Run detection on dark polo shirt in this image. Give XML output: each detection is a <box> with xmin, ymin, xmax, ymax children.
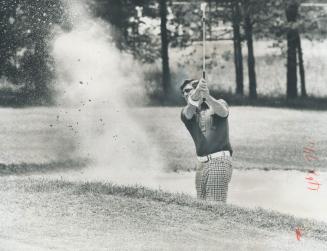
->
<box><xmin>181</xmin><ymin>105</ymin><xmax>232</xmax><ymax>157</ymax></box>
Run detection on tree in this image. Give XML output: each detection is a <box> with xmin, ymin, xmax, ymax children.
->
<box><xmin>261</xmin><ymin>0</ymin><xmax>308</xmax><ymax>99</ymax></box>
<box><xmin>297</xmin><ymin>30</ymin><xmax>306</xmax><ymax>97</ymax></box>
<box><xmin>243</xmin><ymin>0</ymin><xmax>257</xmax><ymax>99</ymax></box>
<box><xmin>91</xmin><ymin>0</ymin><xmax>321</xmax><ymax>102</ymax></box>
<box><xmin>159</xmin><ymin>0</ymin><xmax>172</xmax><ymax>100</ymax></box>
<box><xmin>231</xmin><ymin>1</ymin><xmax>244</xmax><ymax>96</ymax></box>
<box><xmin>0</xmin><ymin>0</ymin><xmax>66</xmax><ymax>104</ymax></box>
<box><xmin>240</xmin><ymin>0</ymin><xmax>308</xmax><ymax>99</ymax></box>
<box><xmin>286</xmin><ymin>1</ymin><xmax>300</xmax><ymax>99</ymax></box>
<box><xmin>239</xmin><ymin>0</ymin><xmax>280</xmax><ymax>100</ymax></box>
<box><xmin>0</xmin><ymin>0</ymin><xmax>19</xmax><ymax>83</ymax></box>
<box><xmin>91</xmin><ymin>0</ymin><xmax>133</xmax><ymax>49</ymax></box>
<box><xmin>284</xmin><ymin>0</ymin><xmax>327</xmax><ymax>98</ymax></box>
<box><xmin>91</xmin><ymin>0</ymin><xmax>173</xmax><ymax>101</ymax></box>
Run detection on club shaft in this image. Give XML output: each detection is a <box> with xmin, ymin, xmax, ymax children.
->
<box><xmin>203</xmin><ymin>16</ymin><xmax>206</xmax><ymax>79</ymax></box>
<box><xmin>201</xmin><ymin>3</ymin><xmax>207</xmax><ymax>103</ymax></box>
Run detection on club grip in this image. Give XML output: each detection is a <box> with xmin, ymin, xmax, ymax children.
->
<box><xmin>202</xmin><ymin>72</ymin><xmax>206</xmax><ymax>102</ymax></box>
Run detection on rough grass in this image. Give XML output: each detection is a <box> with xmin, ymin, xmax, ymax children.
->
<box><xmin>1</xmin><ymin>177</ymin><xmax>327</xmax><ymax>251</ymax></box>
<box><xmin>6</xmin><ymin>178</ymin><xmax>327</xmax><ymax>242</ymax></box>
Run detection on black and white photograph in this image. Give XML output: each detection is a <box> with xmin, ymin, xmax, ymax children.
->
<box><xmin>0</xmin><ymin>0</ymin><xmax>327</xmax><ymax>250</ymax></box>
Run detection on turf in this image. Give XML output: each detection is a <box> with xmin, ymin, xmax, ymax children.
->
<box><xmin>0</xmin><ymin>159</ymin><xmax>89</xmax><ymax>176</ymax></box>
<box><xmin>19</xmin><ymin>178</ymin><xmax>327</xmax><ymax>240</ymax></box>
<box><xmin>1</xmin><ymin>178</ymin><xmax>326</xmax><ymax>250</ymax></box>
<box><xmin>0</xmin><ymin>107</ymin><xmax>326</xmax><ymax>250</ymax></box>
<box><xmin>133</xmin><ymin>106</ymin><xmax>327</xmax><ymax>172</ymax></box>
<box><xmin>0</xmin><ymin>106</ymin><xmax>325</xmax><ymax>175</ymax></box>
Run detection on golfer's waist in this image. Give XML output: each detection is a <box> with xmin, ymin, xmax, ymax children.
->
<box><xmin>197</xmin><ymin>151</ymin><xmax>230</xmax><ymax>163</ymax></box>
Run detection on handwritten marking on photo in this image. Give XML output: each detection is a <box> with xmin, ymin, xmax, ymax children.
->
<box><xmin>295</xmin><ymin>227</ymin><xmax>302</xmax><ymax>241</ymax></box>
<box><xmin>303</xmin><ymin>140</ymin><xmax>321</xmax><ymax>191</ymax></box>
<box><xmin>303</xmin><ymin>141</ymin><xmax>319</xmax><ymax>161</ymax></box>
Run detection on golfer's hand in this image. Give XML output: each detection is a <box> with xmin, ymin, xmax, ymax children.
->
<box><xmin>188</xmin><ymin>79</ymin><xmax>209</xmax><ymax>105</ymax></box>
<box><xmin>198</xmin><ymin>78</ymin><xmax>209</xmax><ymax>99</ymax></box>
<box><xmin>187</xmin><ymin>89</ymin><xmax>200</xmax><ymax>107</ymax></box>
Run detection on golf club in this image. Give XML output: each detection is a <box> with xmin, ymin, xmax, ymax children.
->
<box><xmin>201</xmin><ymin>2</ymin><xmax>207</xmax><ymax>103</ymax></box>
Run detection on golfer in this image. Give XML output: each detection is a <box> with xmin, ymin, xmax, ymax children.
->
<box><xmin>180</xmin><ymin>78</ymin><xmax>233</xmax><ymax>202</ymax></box>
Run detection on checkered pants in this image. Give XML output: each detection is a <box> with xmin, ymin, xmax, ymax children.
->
<box><xmin>195</xmin><ymin>155</ymin><xmax>233</xmax><ymax>202</ymax></box>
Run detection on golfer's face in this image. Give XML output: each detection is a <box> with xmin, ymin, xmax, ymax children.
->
<box><xmin>182</xmin><ymin>84</ymin><xmax>194</xmax><ymax>100</ymax></box>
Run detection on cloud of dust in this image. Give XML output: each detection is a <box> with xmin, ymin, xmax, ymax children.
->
<box><xmin>50</xmin><ymin>0</ymin><xmax>164</xmax><ymax>184</ymax></box>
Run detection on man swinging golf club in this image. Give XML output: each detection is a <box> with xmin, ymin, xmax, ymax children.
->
<box><xmin>180</xmin><ymin>3</ymin><xmax>233</xmax><ymax>202</ymax></box>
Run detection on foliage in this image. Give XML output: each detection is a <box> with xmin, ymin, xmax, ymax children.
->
<box><xmin>0</xmin><ymin>0</ymin><xmax>67</xmax><ymax>104</ymax></box>
<box><xmin>89</xmin><ymin>0</ymin><xmax>162</xmax><ymax>63</ymax></box>
<box><xmin>1</xmin><ymin>0</ymin><xmax>327</xmax><ymax>105</ymax></box>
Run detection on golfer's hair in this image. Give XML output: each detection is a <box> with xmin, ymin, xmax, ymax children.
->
<box><xmin>180</xmin><ymin>79</ymin><xmax>199</xmax><ymax>92</ymax></box>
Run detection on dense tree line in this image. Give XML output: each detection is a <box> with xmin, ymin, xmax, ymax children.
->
<box><xmin>0</xmin><ymin>0</ymin><xmax>326</xmax><ymax>105</ymax></box>
<box><xmin>90</xmin><ymin>0</ymin><xmax>327</xmax><ymax>101</ymax></box>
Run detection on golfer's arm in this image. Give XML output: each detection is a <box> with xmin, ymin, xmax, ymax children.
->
<box><xmin>206</xmin><ymin>96</ymin><xmax>229</xmax><ymax>118</ymax></box>
<box><xmin>182</xmin><ymin>103</ymin><xmax>197</xmax><ymax>120</ymax></box>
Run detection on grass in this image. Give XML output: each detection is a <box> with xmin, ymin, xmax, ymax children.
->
<box><xmin>23</xmin><ymin>178</ymin><xmax>327</xmax><ymax>237</ymax></box>
<box><xmin>2</xmin><ymin>177</ymin><xmax>327</xmax><ymax>249</ymax></box>
<box><xmin>0</xmin><ymin>106</ymin><xmax>325</xmax><ymax>175</ymax></box>
<box><xmin>133</xmin><ymin>106</ymin><xmax>327</xmax><ymax>172</ymax></box>
<box><xmin>0</xmin><ymin>158</ymin><xmax>89</xmax><ymax>176</ymax></box>
<box><xmin>0</xmin><ymin>106</ymin><xmax>326</xmax><ymax>249</ymax></box>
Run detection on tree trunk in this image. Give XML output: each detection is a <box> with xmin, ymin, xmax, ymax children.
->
<box><xmin>286</xmin><ymin>2</ymin><xmax>299</xmax><ymax>99</ymax></box>
<box><xmin>232</xmin><ymin>2</ymin><xmax>244</xmax><ymax>96</ymax></box>
<box><xmin>297</xmin><ymin>33</ymin><xmax>307</xmax><ymax>97</ymax></box>
<box><xmin>0</xmin><ymin>54</ymin><xmax>3</xmax><ymax>79</ymax></box>
<box><xmin>159</xmin><ymin>0</ymin><xmax>171</xmax><ymax>101</ymax></box>
<box><xmin>33</xmin><ymin>41</ymin><xmax>50</xmax><ymax>103</ymax></box>
<box><xmin>244</xmin><ymin>3</ymin><xmax>257</xmax><ymax>100</ymax></box>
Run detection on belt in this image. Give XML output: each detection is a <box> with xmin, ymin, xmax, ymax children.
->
<box><xmin>197</xmin><ymin>151</ymin><xmax>230</xmax><ymax>163</ymax></box>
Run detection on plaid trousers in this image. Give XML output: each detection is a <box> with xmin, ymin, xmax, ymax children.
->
<box><xmin>195</xmin><ymin>155</ymin><xmax>233</xmax><ymax>202</ymax></box>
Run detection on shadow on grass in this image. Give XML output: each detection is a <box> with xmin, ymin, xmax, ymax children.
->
<box><xmin>0</xmin><ymin>158</ymin><xmax>90</xmax><ymax>176</ymax></box>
